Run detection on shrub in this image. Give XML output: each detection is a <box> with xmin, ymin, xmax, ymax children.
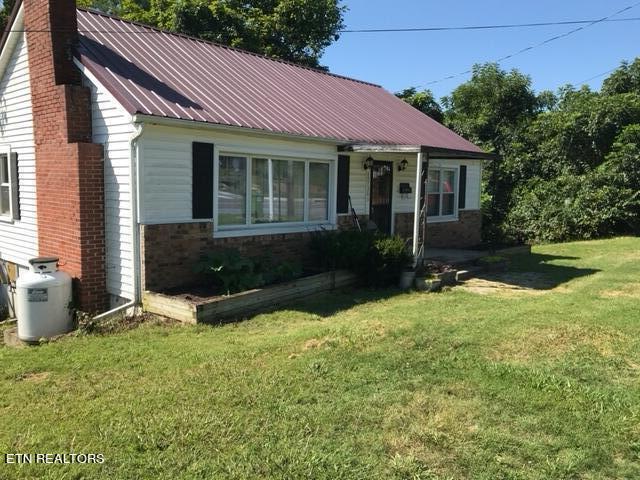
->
<box><xmin>368</xmin><ymin>236</ymin><xmax>412</xmax><ymax>286</ymax></box>
<box><xmin>505</xmin><ymin>171</ymin><xmax>640</xmax><ymax>243</ymax></box>
<box><xmin>195</xmin><ymin>250</ymin><xmax>303</xmax><ymax>295</ymax></box>
<box><xmin>310</xmin><ymin>230</ymin><xmax>411</xmax><ymax>286</ymax></box>
<box><xmin>194</xmin><ymin>249</ymin><xmax>264</xmax><ymax>294</ymax></box>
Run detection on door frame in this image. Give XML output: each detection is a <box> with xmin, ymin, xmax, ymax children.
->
<box><xmin>369</xmin><ymin>160</ymin><xmax>394</xmax><ymax>235</ymax></box>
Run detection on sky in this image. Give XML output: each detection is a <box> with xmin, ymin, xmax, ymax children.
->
<box><xmin>321</xmin><ymin>0</ymin><xmax>640</xmax><ymax>100</ymax></box>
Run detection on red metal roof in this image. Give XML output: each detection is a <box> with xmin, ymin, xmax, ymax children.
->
<box><xmin>76</xmin><ymin>8</ymin><xmax>483</xmax><ymax>153</ymax></box>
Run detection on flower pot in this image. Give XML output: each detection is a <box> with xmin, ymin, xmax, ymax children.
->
<box><xmin>399</xmin><ymin>270</ymin><xmax>416</xmax><ymax>289</ymax></box>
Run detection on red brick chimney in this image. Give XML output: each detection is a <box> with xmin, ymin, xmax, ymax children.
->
<box><xmin>24</xmin><ymin>0</ymin><xmax>107</xmax><ymax>311</ymax></box>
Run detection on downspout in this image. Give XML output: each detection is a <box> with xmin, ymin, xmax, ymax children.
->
<box><xmin>93</xmin><ymin>122</ymin><xmax>144</xmax><ymax>321</ymax></box>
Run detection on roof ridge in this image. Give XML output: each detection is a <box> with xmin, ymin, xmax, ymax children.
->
<box><xmin>76</xmin><ymin>7</ymin><xmax>382</xmax><ymax>89</ymax></box>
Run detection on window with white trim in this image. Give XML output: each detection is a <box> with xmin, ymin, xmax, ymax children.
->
<box><xmin>0</xmin><ymin>146</ymin><xmax>18</xmax><ymax>221</ymax></box>
<box><xmin>217</xmin><ymin>154</ymin><xmax>331</xmax><ymax>229</ymax></box>
<box><xmin>426</xmin><ymin>168</ymin><xmax>457</xmax><ymax>219</ymax></box>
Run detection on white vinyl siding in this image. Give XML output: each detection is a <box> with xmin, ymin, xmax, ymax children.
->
<box><xmin>0</xmin><ymin>32</ymin><xmax>38</xmax><ymax>267</ymax></box>
<box><xmin>84</xmin><ymin>75</ymin><xmax>135</xmax><ymax>300</ymax></box>
<box><xmin>138</xmin><ymin>124</ymin><xmax>338</xmax><ymax>230</ymax></box>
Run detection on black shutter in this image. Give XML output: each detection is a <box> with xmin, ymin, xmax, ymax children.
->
<box><xmin>458</xmin><ymin>165</ymin><xmax>467</xmax><ymax>210</ymax></box>
<box><xmin>336</xmin><ymin>155</ymin><xmax>350</xmax><ymax>214</ymax></box>
<box><xmin>192</xmin><ymin>142</ymin><xmax>214</xmax><ymax>219</ymax></box>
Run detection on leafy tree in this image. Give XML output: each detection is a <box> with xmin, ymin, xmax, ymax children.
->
<box><xmin>0</xmin><ymin>0</ymin><xmax>16</xmax><ymax>34</ymax></box>
<box><xmin>601</xmin><ymin>58</ymin><xmax>640</xmax><ymax>96</ymax></box>
<box><xmin>77</xmin><ymin>0</ymin><xmax>346</xmax><ymax>68</ymax></box>
<box><xmin>395</xmin><ymin>87</ymin><xmax>444</xmax><ymax>123</ymax></box>
<box><xmin>442</xmin><ymin>63</ymin><xmax>540</xmax><ymax>152</ymax></box>
<box><xmin>441</xmin><ymin>63</ymin><xmax>542</xmax><ymax>243</ymax></box>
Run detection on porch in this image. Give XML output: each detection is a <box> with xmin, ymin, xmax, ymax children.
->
<box><xmin>338</xmin><ymin>143</ymin><xmax>498</xmax><ymax>259</ymax></box>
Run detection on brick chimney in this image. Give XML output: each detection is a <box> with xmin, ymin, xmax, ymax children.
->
<box><xmin>24</xmin><ymin>0</ymin><xmax>107</xmax><ymax>311</ymax></box>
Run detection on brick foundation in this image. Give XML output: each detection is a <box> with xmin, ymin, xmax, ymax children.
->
<box><xmin>337</xmin><ymin>214</ymin><xmax>369</xmax><ymax>231</ymax></box>
<box><xmin>394</xmin><ymin>210</ymin><xmax>482</xmax><ymax>248</ymax></box>
<box><xmin>141</xmin><ymin>223</ymin><xmax>315</xmax><ymax>292</ymax></box>
<box><xmin>25</xmin><ymin>0</ymin><xmax>107</xmax><ymax>310</ymax></box>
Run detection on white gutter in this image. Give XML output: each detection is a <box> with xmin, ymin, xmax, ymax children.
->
<box><xmin>93</xmin><ymin>122</ymin><xmax>144</xmax><ymax>321</ymax></box>
<box><xmin>131</xmin><ymin>113</ymin><xmax>346</xmax><ymax>146</ymax></box>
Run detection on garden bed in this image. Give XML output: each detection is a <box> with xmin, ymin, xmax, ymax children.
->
<box><xmin>143</xmin><ymin>270</ymin><xmax>358</xmax><ymax>324</ymax></box>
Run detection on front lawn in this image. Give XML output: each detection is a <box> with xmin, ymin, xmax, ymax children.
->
<box><xmin>1</xmin><ymin>237</ymin><xmax>639</xmax><ymax>479</ymax></box>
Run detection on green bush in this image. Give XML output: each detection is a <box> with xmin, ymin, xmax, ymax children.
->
<box><xmin>310</xmin><ymin>230</ymin><xmax>411</xmax><ymax>286</ymax></box>
<box><xmin>194</xmin><ymin>249</ymin><xmax>264</xmax><ymax>294</ymax></box>
<box><xmin>505</xmin><ymin>171</ymin><xmax>640</xmax><ymax>243</ymax></box>
<box><xmin>195</xmin><ymin>249</ymin><xmax>302</xmax><ymax>295</ymax></box>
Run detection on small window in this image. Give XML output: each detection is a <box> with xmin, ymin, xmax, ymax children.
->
<box><xmin>0</xmin><ymin>147</ymin><xmax>18</xmax><ymax>221</ymax></box>
<box><xmin>426</xmin><ymin>168</ymin><xmax>457</xmax><ymax>219</ymax></box>
<box><xmin>218</xmin><ymin>155</ymin><xmax>247</xmax><ymax>225</ymax></box>
<box><xmin>309</xmin><ymin>162</ymin><xmax>330</xmax><ymax>221</ymax></box>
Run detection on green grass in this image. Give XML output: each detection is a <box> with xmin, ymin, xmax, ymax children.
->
<box><xmin>1</xmin><ymin>237</ymin><xmax>640</xmax><ymax>479</ymax></box>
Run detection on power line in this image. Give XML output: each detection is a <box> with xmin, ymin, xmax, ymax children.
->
<box><xmin>8</xmin><ymin>15</ymin><xmax>640</xmax><ymax>35</ymax></box>
<box><xmin>416</xmin><ymin>1</ymin><xmax>640</xmax><ymax>88</ymax></box>
<box><xmin>575</xmin><ymin>67</ymin><xmax>620</xmax><ymax>85</ymax></box>
<box><xmin>339</xmin><ymin>17</ymin><xmax>640</xmax><ymax>33</ymax></box>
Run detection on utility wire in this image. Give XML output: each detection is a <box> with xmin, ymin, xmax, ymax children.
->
<box><xmin>416</xmin><ymin>1</ymin><xmax>640</xmax><ymax>87</ymax></box>
<box><xmin>339</xmin><ymin>17</ymin><xmax>640</xmax><ymax>33</ymax></box>
<box><xmin>575</xmin><ymin>67</ymin><xmax>620</xmax><ymax>85</ymax></box>
<box><xmin>8</xmin><ymin>15</ymin><xmax>640</xmax><ymax>35</ymax></box>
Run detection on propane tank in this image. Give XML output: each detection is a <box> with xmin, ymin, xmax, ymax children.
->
<box><xmin>16</xmin><ymin>257</ymin><xmax>73</xmax><ymax>342</ymax></box>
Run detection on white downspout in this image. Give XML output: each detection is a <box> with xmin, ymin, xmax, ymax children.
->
<box><xmin>412</xmin><ymin>152</ymin><xmax>423</xmax><ymax>262</ymax></box>
<box><xmin>93</xmin><ymin>122</ymin><xmax>144</xmax><ymax>321</ymax></box>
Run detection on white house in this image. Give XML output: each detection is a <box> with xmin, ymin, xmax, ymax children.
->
<box><xmin>0</xmin><ymin>0</ymin><xmax>494</xmax><ymax>315</ymax></box>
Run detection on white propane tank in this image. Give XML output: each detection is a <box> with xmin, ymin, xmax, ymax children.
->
<box><xmin>16</xmin><ymin>257</ymin><xmax>73</xmax><ymax>342</ymax></box>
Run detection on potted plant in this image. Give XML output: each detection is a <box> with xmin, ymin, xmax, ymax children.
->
<box><xmin>399</xmin><ymin>266</ymin><xmax>416</xmax><ymax>289</ymax></box>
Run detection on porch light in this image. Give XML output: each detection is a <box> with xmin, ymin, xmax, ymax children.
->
<box><xmin>398</xmin><ymin>158</ymin><xmax>408</xmax><ymax>171</ymax></box>
<box><xmin>363</xmin><ymin>156</ymin><xmax>374</xmax><ymax>170</ymax></box>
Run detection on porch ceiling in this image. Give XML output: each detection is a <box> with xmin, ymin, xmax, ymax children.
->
<box><xmin>338</xmin><ymin>144</ymin><xmax>499</xmax><ymax>161</ymax></box>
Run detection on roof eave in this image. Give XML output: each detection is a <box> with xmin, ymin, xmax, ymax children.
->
<box><xmin>132</xmin><ymin>113</ymin><xmax>350</xmax><ymax>146</ymax></box>
<box><xmin>340</xmin><ymin>143</ymin><xmax>499</xmax><ymax>160</ymax></box>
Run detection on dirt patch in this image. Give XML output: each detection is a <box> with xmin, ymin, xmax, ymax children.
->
<box><xmin>600</xmin><ymin>282</ymin><xmax>640</xmax><ymax>299</ymax></box>
<box><xmin>489</xmin><ymin>325</ymin><xmax>629</xmax><ymax>362</ymax></box>
<box><xmin>384</xmin><ymin>384</ymin><xmax>480</xmax><ymax>476</ymax></box>
<box><xmin>292</xmin><ymin>322</ymin><xmax>387</xmax><ymax>357</ymax></box>
<box><xmin>16</xmin><ymin>372</ymin><xmax>50</xmax><ymax>383</ymax></box>
<box><xmin>458</xmin><ymin>272</ymin><xmax>557</xmax><ymax>296</ymax></box>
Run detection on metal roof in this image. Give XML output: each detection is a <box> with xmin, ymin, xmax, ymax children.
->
<box><xmin>76</xmin><ymin>8</ymin><xmax>485</xmax><ymax>154</ymax></box>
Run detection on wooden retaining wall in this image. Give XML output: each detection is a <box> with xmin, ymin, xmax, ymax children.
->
<box><xmin>143</xmin><ymin>270</ymin><xmax>358</xmax><ymax>324</ymax></box>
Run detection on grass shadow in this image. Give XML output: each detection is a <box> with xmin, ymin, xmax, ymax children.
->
<box><xmin>474</xmin><ymin>253</ymin><xmax>600</xmax><ymax>291</ymax></box>
<box><xmin>289</xmin><ymin>286</ymin><xmax>404</xmax><ymax>318</ymax></box>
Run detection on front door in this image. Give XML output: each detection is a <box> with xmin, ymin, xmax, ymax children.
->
<box><xmin>369</xmin><ymin>161</ymin><xmax>393</xmax><ymax>234</ymax></box>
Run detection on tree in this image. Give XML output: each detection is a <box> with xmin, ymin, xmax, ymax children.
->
<box><xmin>441</xmin><ymin>63</ymin><xmax>542</xmax><ymax>244</ymax></box>
<box><xmin>395</xmin><ymin>87</ymin><xmax>444</xmax><ymax>123</ymax></box>
<box><xmin>442</xmin><ymin>63</ymin><xmax>540</xmax><ymax>152</ymax></box>
<box><xmin>0</xmin><ymin>0</ymin><xmax>16</xmax><ymax>34</ymax></box>
<box><xmin>77</xmin><ymin>0</ymin><xmax>346</xmax><ymax>69</ymax></box>
<box><xmin>601</xmin><ymin>58</ymin><xmax>640</xmax><ymax>96</ymax></box>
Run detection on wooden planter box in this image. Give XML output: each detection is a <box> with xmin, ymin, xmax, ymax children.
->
<box><xmin>143</xmin><ymin>270</ymin><xmax>358</xmax><ymax>324</ymax></box>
